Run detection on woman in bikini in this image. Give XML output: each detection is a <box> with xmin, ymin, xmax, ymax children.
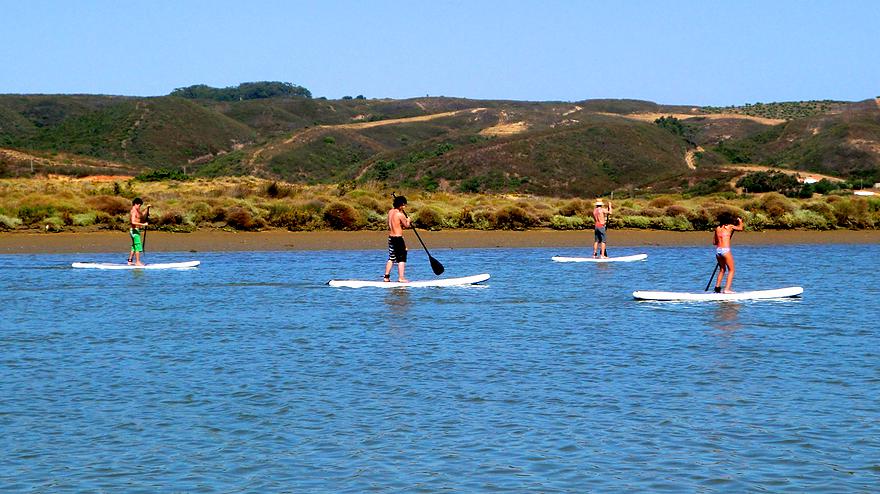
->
<box><xmin>713</xmin><ymin>212</ymin><xmax>744</xmax><ymax>293</ymax></box>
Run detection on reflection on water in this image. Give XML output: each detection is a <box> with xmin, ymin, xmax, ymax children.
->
<box><xmin>712</xmin><ymin>302</ymin><xmax>743</xmax><ymax>331</ymax></box>
<box><xmin>384</xmin><ymin>288</ymin><xmax>411</xmax><ymax>315</ymax></box>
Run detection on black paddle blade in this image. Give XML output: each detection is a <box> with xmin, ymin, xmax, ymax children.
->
<box><xmin>429</xmin><ymin>256</ymin><xmax>445</xmax><ymax>275</ymax></box>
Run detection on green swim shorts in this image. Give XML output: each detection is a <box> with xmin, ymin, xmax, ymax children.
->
<box><xmin>130</xmin><ymin>228</ymin><xmax>143</xmax><ymax>252</ymax></box>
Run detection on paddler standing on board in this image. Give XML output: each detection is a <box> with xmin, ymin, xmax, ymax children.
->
<box><xmin>712</xmin><ymin>212</ymin><xmax>744</xmax><ymax>293</ymax></box>
<box><xmin>384</xmin><ymin>195</ymin><xmax>411</xmax><ymax>282</ymax></box>
<box><xmin>592</xmin><ymin>199</ymin><xmax>612</xmax><ymax>258</ymax></box>
<box><xmin>127</xmin><ymin>198</ymin><xmax>151</xmax><ymax>266</ymax></box>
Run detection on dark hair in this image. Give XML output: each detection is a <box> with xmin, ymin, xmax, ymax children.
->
<box><xmin>716</xmin><ymin>211</ymin><xmax>736</xmax><ymax>226</ymax></box>
<box><xmin>393</xmin><ymin>196</ymin><xmax>407</xmax><ymax>208</ymax></box>
<box><xmin>132</xmin><ymin>197</ymin><xmax>143</xmax><ymax>205</ymax></box>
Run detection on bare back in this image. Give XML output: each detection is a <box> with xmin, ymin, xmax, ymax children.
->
<box><xmin>593</xmin><ymin>207</ymin><xmax>608</xmax><ymax>227</ymax></box>
<box><xmin>387</xmin><ymin>208</ymin><xmax>409</xmax><ymax>236</ymax></box>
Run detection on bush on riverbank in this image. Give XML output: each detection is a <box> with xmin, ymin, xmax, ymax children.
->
<box><xmin>0</xmin><ymin>177</ymin><xmax>878</xmax><ymax>233</ymax></box>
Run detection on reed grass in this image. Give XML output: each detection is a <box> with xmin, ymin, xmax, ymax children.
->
<box><xmin>0</xmin><ymin>177</ymin><xmax>877</xmax><ymax>233</ymax></box>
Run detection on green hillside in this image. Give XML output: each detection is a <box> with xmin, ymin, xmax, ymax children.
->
<box><xmin>0</xmin><ymin>95</ymin><xmax>255</xmax><ymax>168</ymax></box>
<box><xmin>707</xmin><ymin>106</ymin><xmax>880</xmax><ymax>182</ymax></box>
<box><xmin>701</xmin><ymin>100</ymin><xmax>849</xmax><ymax>120</ymax></box>
<box><xmin>1</xmin><ymin>86</ymin><xmax>878</xmax><ymax>194</ymax></box>
<box><xmin>358</xmin><ymin>114</ymin><xmax>690</xmax><ymax>197</ymax></box>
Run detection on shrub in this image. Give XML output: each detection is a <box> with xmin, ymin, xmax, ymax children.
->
<box><xmin>155</xmin><ymin>210</ymin><xmax>187</xmax><ymax>227</ymax></box>
<box><xmin>490</xmin><ymin>206</ymin><xmax>537</xmax><ymax>230</ymax></box>
<box><xmin>640</xmin><ymin>207</ymin><xmax>665</xmax><ymax>218</ymax></box>
<box><xmin>665</xmin><ymin>205</ymin><xmax>689</xmax><ymax>217</ymax></box>
<box><xmin>649</xmin><ymin>196</ymin><xmax>675</xmax><ymax>208</ymax></box>
<box><xmin>758</xmin><ymin>193</ymin><xmax>795</xmax><ymax>219</ymax></box>
<box><xmin>136</xmin><ymin>168</ymin><xmax>189</xmax><ymax>181</ymax></box>
<box><xmin>832</xmin><ymin>198</ymin><xmax>872</xmax><ymax>228</ymax></box>
<box><xmin>550</xmin><ymin>215</ymin><xmax>586</xmax><ymax>230</ymax></box>
<box><xmin>87</xmin><ymin>195</ymin><xmax>130</xmax><ymax>215</ymax></box>
<box><xmin>209</xmin><ymin>206</ymin><xmax>228</xmax><ymax>222</ymax></box>
<box><xmin>619</xmin><ymin>215</ymin><xmax>652</xmax><ymax>229</ymax></box>
<box><xmin>365</xmin><ymin>211</ymin><xmax>387</xmax><ymax>230</ymax></box>
<box><xmin>72</xmin><ymin>212</ymin><xmax>97</xmax><ymax>227</ymax></box>
<box><xmin>94</xmin><ymin>211</ymin><xmax>115</xmax><ymax>226</ymax></box>
<box><xmin>778</xmin><ymin>210</ymin><xmax>830</xmax><ymax>230</ymax></box>
<box><xmin>323</xmin><ymin>202</ymin><xmax>363</xmax><ymax>230</ymax></box>
<box><xmin>355</xmin><ymin>196</ymin><xmax>383</xmax><ymax>213</ymax></box>
<box><xmin>652</xmin><ymin>215</ymin><xmax>692</xmax><ymax>231</ymax></box>
<box><xmin>304</xmin><ymin>199</ymin><xmax>325</xmax><ymax>212</ymax></box>
<box><xmin>803</xmin><ymin>201</ymin><xmax>835</xmax><ymax>223</ymax></box>
<box><xmin>414</xmin><ymin>206</ymin><xmax>444</xmax><ymax>230</ymax></box>
<box><xmin>748</xmin><ymin>212</ymin><xmax>769</xmax><ymax>230</ymax></box>
<box><xmin>187</xmin><ymin>202</ymin><xmax>213</xmax><ymax>225</ymax></box>
<box><xmin>0</xmin><ymin>213</ymin><xmax>22</xmax><ymax>230</ymax></box>
<box><xmin>18</xmin><ymin>205</ymin><xmax>56</xmax><ymax>226</ymax></box>
<box><xmin>265</xmin><ymin>181</ymin><xmax>291</xmax><ymax>198</ymax></box>
<box><xmin>558</xmin><ymin>199</ymin><xmax>591</xmax><ymax>217</ymax></box>
<box><xmin>225</xmin><ymin>206</ymin><xmax>263</xmax><ymax>230</ymax></box>
<box><xmin>266</xmin><ymin>203</ymin><xmax>320</xmax><ymax>230</ymax></box>
<box><xmin>686</xmin><ymin>208</ymin><xmax>713</xmax><ymax>230</ymax></box>
<box><xmin>44</xmin><ymin>216</ymin><xmax>64</xmax><ymax>232</ymax></box>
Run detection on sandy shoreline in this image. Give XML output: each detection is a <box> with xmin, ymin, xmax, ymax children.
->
<box><xmin>1</xmin><ymin>229</ymin><xmax>878</xmax><ymax>254</ymax></box>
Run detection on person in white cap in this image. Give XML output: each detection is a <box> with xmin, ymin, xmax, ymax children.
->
<box><xmin>592</xmin><ymin>199</ymin><xmax>612</xmax><ymax>258</ymax></box>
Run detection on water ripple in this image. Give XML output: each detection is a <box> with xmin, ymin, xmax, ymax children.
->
<box><xmin>1</xmin><ymin>246</ymin><xmax>878</xmax><ymax>492</ymax></box>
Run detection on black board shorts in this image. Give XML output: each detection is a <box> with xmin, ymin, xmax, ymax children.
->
<box><xmin>388</xmin><ymin>236</ymin><xmax>407</xmax><ymax>263</ymax></box>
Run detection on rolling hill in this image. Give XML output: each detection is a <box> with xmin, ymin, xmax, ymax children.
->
<box><xmin>2</xmin><ymin>86</ymin><xmax>878</xmax><ymax>193</ymax></box>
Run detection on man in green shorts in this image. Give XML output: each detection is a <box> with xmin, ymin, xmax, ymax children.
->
<box><xmin>127</xmin><ymin>198</ymin><xmax>151</xmax><ymax>265</ymax></box>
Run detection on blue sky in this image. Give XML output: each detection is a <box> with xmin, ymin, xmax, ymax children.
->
<box><xmin>1</xmin><ymin>0</ymin><xmax>877</xmax><ymax>105</ymax></box>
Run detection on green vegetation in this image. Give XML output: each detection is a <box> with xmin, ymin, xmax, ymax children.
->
<box><xmin>1</xmin><ymin>177</ymin><xmax>876</xmax><ymax>234</ymax></box>
<box><xmin>170</xmin><ymin>81</ymin><xmax>311</xmax><ymax>101</ymax></box>
<box><xmin>654</xmin><ymin>116</ymin><xmax>695</xmax><ymax>144</ymax></box>
<box><xmin>701</xmin><ymin>100</ymin><xmax>847</xmax><ymax>120</ymax></box>
<box><xmin>1</xmin><ymin>92</ymin><xmax>877</xmax><ymax>195</ymax></box>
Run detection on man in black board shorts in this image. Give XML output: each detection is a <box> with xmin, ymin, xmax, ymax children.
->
<box><xmin>383</xmin><ymin>195</ymin><xmax>411</xmax><ymax>282</ymax></box>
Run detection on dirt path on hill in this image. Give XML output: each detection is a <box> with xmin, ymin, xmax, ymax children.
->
<box><xmin>602</xmin><ymin>112</ymin><xmax>785</xmax><ymax>126</ymax></box>
<box><xmin>248</xmin><ymin>107</ymin><xmax>489</xmax><ymax>171</ymax></box>
<box><xmin>0</xmin><ymin>148</ymin><xmax>135</xmax><ymax>173</ymax></box>
<box><xmin>685</xmin><ymin>146</ymin><xmax>704</xmax><ymax>170</ymax></box>
<box><xmin>334</xmin><ymin>108</ymin><xmax>487</xmax><ymax>130</ymax></box>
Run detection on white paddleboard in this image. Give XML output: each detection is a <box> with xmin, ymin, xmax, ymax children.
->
<box><xmin>552</xmin><ymin>254</ymin><xmax>647</xmax><ymax>263</ymax></box>
<box><xmin>328</xmin><ymin>273</ymin><xmax>490</xmax><ymax>288</ymax></box>
<box><xmin>71</xmin><ymin>261</ymin><xmax>201</xmax><ymax>270</ymax></box>
<box><xmin>633</xmin><ymin>286</ymin><xmax>803</xmax><ymax>301</ymax></box>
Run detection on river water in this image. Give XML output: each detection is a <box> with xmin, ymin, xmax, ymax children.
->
<box><xmin>1</xmin><ymin>243</ymin><xmax>878</xmax><ymax>492</ymax></box>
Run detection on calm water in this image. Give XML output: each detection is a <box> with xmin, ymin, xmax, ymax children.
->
<box><xmin>1</xmin><ymin>243</ymin><xmax>878</xmax><ymax>492</ymax></box>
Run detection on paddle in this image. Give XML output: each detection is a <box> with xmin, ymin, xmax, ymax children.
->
<box><xmin>606</xmin><ymin>191</ymin><xmax>613</xmax><ymax>257</ymax></box>
<box><xmin>142</xmin><ymin>208</ymin><xmax>150</xmax><ymax>258</ymax></box>
<box><xmin>704</xmin><ymin>262</ymin><xmax>719</xmax><ymax>292</ymax></box>
<box><xmin>393</xmin><ymin>193</ymin><xmax>444</xmax><ymax>275</ymax></box>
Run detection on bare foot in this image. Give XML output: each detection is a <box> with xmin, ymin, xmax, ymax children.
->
<box><xmin>600</xmin><ymin>255</ymin><xmax>609</xmax><ymax>259</ymax></box>
<box><xmin>135</xmin><ymin>263</ymin><xmax>145</xmax><ymax>266</ymax></box>
<box><xmin>398</xmin><ymin>278</ymin><xmax>410</xmax><ymax>283</ymax></box>
<box><xmin>723</xmin><ymin>289</ymin><xmax>736</xmax><ymax>294</ymax></box>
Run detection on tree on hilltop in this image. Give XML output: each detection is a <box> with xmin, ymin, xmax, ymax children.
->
<box><xmin>170</xmin><ymin>81</ymin><xmax>311</xmax><ymax>101</ymax></box>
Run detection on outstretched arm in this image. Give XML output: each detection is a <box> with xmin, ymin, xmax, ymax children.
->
<box><xmin>733</xmin><ymin>217</ymin><xmax>744</xmax><ymax>231</ymax></box>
